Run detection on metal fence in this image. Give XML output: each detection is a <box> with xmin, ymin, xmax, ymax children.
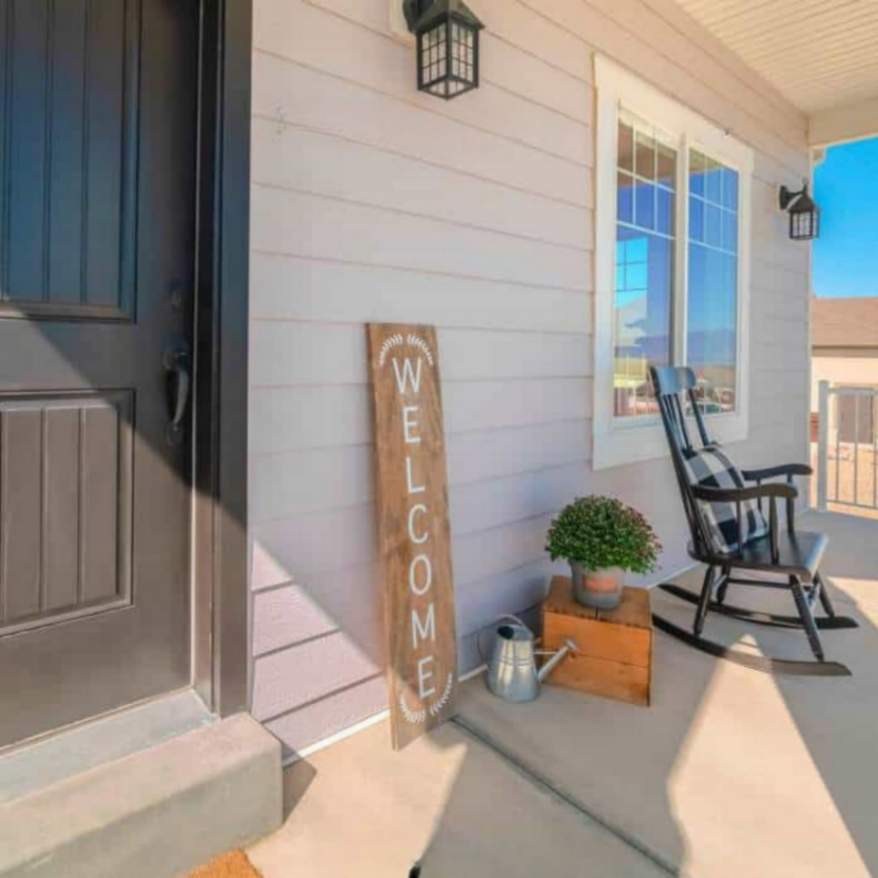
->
<box><xmin>816</xmin><ymin>381</ymin><xmax>878</xmax><ymax>512</ymax></box>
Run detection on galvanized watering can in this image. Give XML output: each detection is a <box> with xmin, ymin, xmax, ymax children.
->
<box><xmin>483</xmin><ymin>615</ymin><xmax>577</xmax><ymax>703</ymax></box>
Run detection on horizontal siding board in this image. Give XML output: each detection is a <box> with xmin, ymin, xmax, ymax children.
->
<box><xmin>477</xmin><ymin>0</ymin><xmax>594</xmax><ymax>82</ymax></box>
<box><xmin>251</xmin><ymin>120</ymin><xmax>592</xmax><ymax>247</ymax></box>
<box><xmin>251</xmin><ymin>459</ymin><xmax>591</xmax><ymax>592</ymax></box>
<box><xmin>450</xmin><ymin>461</ymin><xmax>590</xmax><ymax>537</ymax></box>
<box><xmin>250</xmin><ymin>379</ymin><xmax>593</xmax><ymax>521</ymax></box>
<box><xmin>306</xmin><ymin>0</ymin><xmax>593</xmax><ymax>121</ymax></box>
<box><xmin>252</xmin><ymin>631</ymin><xmax>381</xmax><ymax>721</ymax></box>
<box><xmin>251</xmin><ymin>447</ymin><xmax>589</xmax><ymax>526</ymax></box>
<box><xmin>252</xmin><ymin>54</ymin><xmax>591</xmax><ymax>207</ymax></box>
<box><xmin>250</xmin><ymin>322</ymin><xmax>591</xmax><ymax>388</ymax></box>
<box><xmin>253</xmin><ymin>0</ymin><xmax>592</xmax><ymax>165</ymax></box>
<box><xmin>480</xmin><ymin>30</ymin><xmax>592</xmax><ymax>122</ymax></box>
<box><xmin>251</xmin><ymin>254</ymin><xmax>592</xmax><ymax>331</ymax></box>
<box><xmin>253</xmin><ymin>585</ymin><xmax>339</xmax><ymax>656</ymax></box>
<box><xmin>252</xmin><ymin>505</ymin><xmax>377</xmax><ymax>589</ymax></box>
<box><xmin>255</xmin><ymin>561</ymin><xmax>556</xmax><ymax>673</ymax></box>
<box><xmin>455</xmin><ymin>559</ymin><xmax>554</xmax><ymax>637</ymax></box>
<box><xmin>251</xmin><ymin>445</ymin><xmax>373</xmax><ymax>522</ymax></box>
<box><xmin>753</xmin><ymin>344</ymin><xmax>809</xmax><ymax>374</ymax></box>
<box><xmin>444</xmin><ymin>378</ymin><xmax>592</xmax><ymax>434</ymax></box>
<box><xmin>253</xmin><ymin>573</ymin><xmax>384</xmax><ymax>661</ymax></box>
<box><xmin>250</xmin><ymin>372</ymin><xmax>591</xmax><ymax>459</ymax></box>
<box><xmin>265</xmin><ymin>675</ymin><xmax>387</xmax><ymax>757</ymax></box>
<box><xmin>447</xmin><ymin>420</ymin><xmax>591</xmax><ymax>486</ymax></box>
<box><xmin>751</xmin><ymin>315</ymin><xmax>808</xmax><ymax>349</ymax></box>
<box><xmin>250</xmin><ymin>378</ymin><xmax>591</xmax><ymax>459</ymax></box>
<box><xmin>453</xmin><ymin>514</ymin><xmax>554</xmax><ymax>588</ymax></box>
<box><xmin>251</xmin><ymin>186</ymin><xmax>589</xmax><ymax>291</ymax></box>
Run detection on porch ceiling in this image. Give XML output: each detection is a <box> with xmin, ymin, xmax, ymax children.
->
<box><xmin>673</xmin><ymin>0</ymin><xmax>878</xmax><ymax>142</ymax></box>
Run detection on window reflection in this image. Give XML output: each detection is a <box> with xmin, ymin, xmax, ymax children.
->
<box><xmin>688</xmin><ymin>150</ymin><xmax>738</xmax><ymax>413</ymax></box>
<box><xmin>614</xmin><ymin>114</ymin><xmax>676</xmax><ymax>418</ymax></box>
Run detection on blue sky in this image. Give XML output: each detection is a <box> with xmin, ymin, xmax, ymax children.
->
<box><xmin>813</xmin><ymin>136</ymin><xmax>878</xmax><ymax>299</ymax></box>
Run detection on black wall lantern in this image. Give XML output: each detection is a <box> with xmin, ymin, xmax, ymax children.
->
<box><xmin>779</xmin><ymin>183</ymin><xmax>820</xmax><ymax>240</ymax></box>
<box><xmin>403</xmin><ymin>0</ymin><xmax>484</xmax><ymax>100</ymax></box>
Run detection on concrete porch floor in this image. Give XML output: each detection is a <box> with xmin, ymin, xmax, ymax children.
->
<box><xmin>248</xmin><ymin>510</ymin><xmax>878</xmax><ymax>877</ymax></box>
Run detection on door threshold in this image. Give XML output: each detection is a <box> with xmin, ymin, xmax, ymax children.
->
<box><xmin>0</xmin><ymin>688</ymin><xmax>215</xmax><ymax>805</ymax></box>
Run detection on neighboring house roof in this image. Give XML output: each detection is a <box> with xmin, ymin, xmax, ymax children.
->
<box><xmin>812</xmin><ymin>297</ymin><xmax>878</xmax><ymax>351</ymax></box>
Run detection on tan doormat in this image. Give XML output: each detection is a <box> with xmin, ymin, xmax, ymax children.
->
<box><xmin>186</xmin><ymin>850</ymin><xmax>262</xmax><ymax>878</ymax></box>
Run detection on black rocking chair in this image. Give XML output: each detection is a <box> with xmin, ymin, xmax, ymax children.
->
<box><xmin>650</xmin><ymin>366</ymin><xmax>856</xmax><ymax>676</ymax></box>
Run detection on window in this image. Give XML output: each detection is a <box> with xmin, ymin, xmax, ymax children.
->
<box><xmin>594</xmin><ymin>58</ymin><xmax>753</xmax><ymax>469</ymax></box>
<box><xmin>688</xmin><ymin>150</ymin><xmax>739</xmax><ymax>414</ymax></box>
<box><xmin>614</xmin><ymin>112</ymin><xmax>676</xmax><ymax>418</ymax></box>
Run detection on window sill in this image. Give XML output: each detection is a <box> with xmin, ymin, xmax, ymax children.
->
<box><xmin>592</xmin><ymin>410</ymin><xmax>748</xmax><ymax>471</ymax></box>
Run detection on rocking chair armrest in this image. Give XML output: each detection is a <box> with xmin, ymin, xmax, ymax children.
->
<box><xmin>691</xmin><ymin>482</ymin><xmax>798</xmax><ymax>504</ymax></box>
<box><xmin>740</xmin><ymin>463</ymin><xmax>812</xmax><ymax>482</ymax></box>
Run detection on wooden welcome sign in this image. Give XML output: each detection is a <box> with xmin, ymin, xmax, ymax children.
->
<box><xmin>367</xmin><ymin>324</ymin><xmax>458</xmax><ymax>750</ymax></box>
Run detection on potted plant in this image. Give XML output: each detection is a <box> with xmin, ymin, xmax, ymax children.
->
<box><xmin>546</xmin><ymin>496</ymin><xmax>661</xmax><ymax>609</ymax></box>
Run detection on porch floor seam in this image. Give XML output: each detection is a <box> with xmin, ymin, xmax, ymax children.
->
<box><xmin>450</xmin><ymin>713</ymin><xmax>679</xmax><ymax>877</ymax></box>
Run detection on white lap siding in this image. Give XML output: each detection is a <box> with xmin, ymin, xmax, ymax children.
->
<box><xmin>248</xmin><ymin>0</ymin><xmax>811</xmax><ymax>756</ymax></box>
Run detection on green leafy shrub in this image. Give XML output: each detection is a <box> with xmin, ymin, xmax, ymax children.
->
<box><xmin>546</xmin><ymin>496</ymin><xmax>661</xmax><ymax>574</ymax></box>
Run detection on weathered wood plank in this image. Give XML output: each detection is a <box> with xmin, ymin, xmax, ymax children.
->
<box><xmin>367</xmin><ymin>324</ymin><xmax>457</xmax><ymax>749</ymax></box>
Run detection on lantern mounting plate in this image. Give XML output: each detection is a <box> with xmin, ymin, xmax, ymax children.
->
<box><xmin>403</xmin><ymin>0</ymin><xmax>484</xmax><ymax>33</ymax></box>
<box><xmin>403</xmin><ymin>0</ymin><xmax>434</xmax><ymax>32</ymax></box>
<box><xmin>779</xmin><ymin>184</ymin><xmax>805</xmax><ymax>211</ymax></box>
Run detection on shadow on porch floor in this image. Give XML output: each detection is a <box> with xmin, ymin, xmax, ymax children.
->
<box><xmin>247</xmin><ymin>510</ymin><xmax>878</xmax><ymax>878</ymax></box>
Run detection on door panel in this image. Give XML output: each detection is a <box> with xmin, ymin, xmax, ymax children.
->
<box><xmin>1</xmin><ymin>0</ymin><xmax>140</xmax><ymax>319</ymax></box>
<box><xmin>0</xmin><ymin>393</ymin><xmax>133</xmax><ymax>636</ymax></box>
<box><xmin>0</xmin><ymin>0</ymin><xmax>197</xmax><ymax>747</ymax></box>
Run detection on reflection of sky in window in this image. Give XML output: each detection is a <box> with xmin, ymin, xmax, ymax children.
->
<box><xmin>687</xmin><ymin>150</ymin><xmax>738</xmax><ymax>373</ymax></box>
<box><xmin>615</xmin><ymin>237</ymin><xmax>648</xmax><ymax>308</ymax></box>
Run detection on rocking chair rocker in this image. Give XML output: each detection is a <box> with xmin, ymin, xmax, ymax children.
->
<box><xmin>650</xmin><ymin>366</ymin><xmax>856</xmax><ymax>676</ymax></box>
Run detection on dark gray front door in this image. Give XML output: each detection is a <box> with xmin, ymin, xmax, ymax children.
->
<box><xmin>0</xmin><ymin>0</ymin><xmax>198</xmax><ymax>747</ymax></box>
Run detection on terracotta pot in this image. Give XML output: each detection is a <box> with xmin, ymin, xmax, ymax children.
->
<box><xmin>570</xmin><ymin>562</ymin><xmax>624</xmax><ymax>610</ymax></box>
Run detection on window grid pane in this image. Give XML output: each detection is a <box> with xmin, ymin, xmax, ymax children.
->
<box><xmin>614</xmin><ymin>115</ymin><xmax>677</xmax><ymax>418</ymax></box>
<box><xmin>687</xmin><ymin>149</ymin><xmax>738</xmax><ymax>414</ymax></box>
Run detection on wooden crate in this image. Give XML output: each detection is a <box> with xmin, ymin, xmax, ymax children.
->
<box><xmin>541</xmin><ymin>575</ymin><xmax>652</xmax><ymax>706</ymax></box>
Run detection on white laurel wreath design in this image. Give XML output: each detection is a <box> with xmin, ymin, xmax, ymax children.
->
<box><xmin>377</xmin><ymin>332</ymin><xmax>435</xmax><ymax>367</ymax></box>
<box><xmin>428</xmin><ymin>673</ymin><xmax>454</xmax><ymax>718</ymax></box>
<box><xmin>399</xmin><ymin>673</ymin><xmax>454</xmax><ymax>725</ymax></box>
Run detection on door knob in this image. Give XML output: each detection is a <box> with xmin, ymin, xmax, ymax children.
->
<box><xmin>163</xmin><ymin>341</ymin><xmax>191</xmax><ymax>444</ymax></box>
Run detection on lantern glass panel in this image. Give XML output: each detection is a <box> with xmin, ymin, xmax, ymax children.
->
<box><xmin>419</xmin><ymin>23</ymin><xmax>448</xmax><ymax>93</ymax></box>
<box><xmin>790</xmin><ymin>206</ymin><xmax>819</xmax><ymax>240</ymax></box>
<box><xmin>415</xmin><ymin>4</ymin><xmax>481</xmax><ymax>100</ymax></box>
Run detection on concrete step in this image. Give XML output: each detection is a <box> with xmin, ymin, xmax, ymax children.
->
<box><xmin>0</xmin><ymin>711</ymin><xmax>282</xmax><ymax>878</ymax></box>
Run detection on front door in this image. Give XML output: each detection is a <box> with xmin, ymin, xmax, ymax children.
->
<box><xmin>0</xmin><ymin>0</ymin><xmax>198</xmax><ymax>747</ymax></box>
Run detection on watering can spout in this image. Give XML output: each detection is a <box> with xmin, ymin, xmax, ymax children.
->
<box><xmin>537</xmin><ymin>639</ymin><xmax>577</xmax><ymax>683</ymax></box>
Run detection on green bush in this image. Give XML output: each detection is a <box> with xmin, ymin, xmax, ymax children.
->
<box><xmin>546</xmin><ymin>496</ymin><xmax>661</xmax><ymax>574</ymax></box>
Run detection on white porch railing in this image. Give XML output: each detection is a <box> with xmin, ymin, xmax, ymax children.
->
<box><xmin>816</xmin><ymin>380</ymin><xmax>878</xmax><ymax>512</ymax></box>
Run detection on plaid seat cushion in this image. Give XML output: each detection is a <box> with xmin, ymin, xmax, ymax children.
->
<box><xmin>682</xmin><ymin>446</ymin><xmax>768</xmax><ymax>555</ymax></box>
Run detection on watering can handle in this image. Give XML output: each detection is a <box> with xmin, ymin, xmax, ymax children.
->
<box><xmin>476</xmin><ymin>614</ymin><xmax>530</xmax><ymax>665</ymax></box>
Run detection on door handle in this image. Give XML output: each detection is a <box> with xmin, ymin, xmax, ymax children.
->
<box><xmin>163</xmin><ymin>342</ymin><xmax>191</xmax><ymax>443</ymax></box>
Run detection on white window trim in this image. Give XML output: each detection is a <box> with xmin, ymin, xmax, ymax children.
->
<box><xmin>593</xmin><ymin>57</ymin><xmax>754</xmax><ymax>470</ymax></box>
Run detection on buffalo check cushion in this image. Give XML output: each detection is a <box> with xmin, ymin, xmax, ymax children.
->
<box><xmin>682</xmin><ymin>446</ymin><xmax>768</xmax><ymax>554</ymax></box>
